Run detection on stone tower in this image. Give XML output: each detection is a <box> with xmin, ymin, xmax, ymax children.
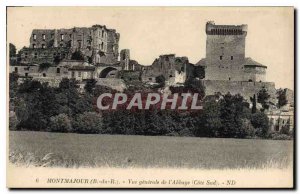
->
<box><xmin>120</xmin><ymin>49</ymin><xmax>130</xmax><ymax>70</ymax></box>
<box><xmin>205</xmin><ymin>21</ymin><xmax>248</xmax><ymax>81</ymax></box>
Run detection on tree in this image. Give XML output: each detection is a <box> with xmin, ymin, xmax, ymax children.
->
<box><xmin>9</xmin><ymin>43</ymin><xmax>16</xmax><ymax>58</ymax></box>
<box><xmin>184</xmin><ymin>78</ymin><xmax>205</xmax><ymax>98</ymax></box>
<box><xmin>15</xmin><ymin>80</ymin><xmax>60</xmax><ymax>130</ymax></box>
<box><xmin>277</xmin><ymin>88</ymin><xmax>288</xmax><ymax>108</ymax></box>
<box><xmin>57</xmin><ymin>78</ymin><xmax>93</xmax><ymax>116</ymax></box>
<box><xmin>196</xmin><ymin>98</ymin><xmax>221</xmax><ymax>137</ymax></box>
<box><xmin>84</xmin><ymin>79</ymin><xmax>97</xmax><ymax>94</ymax></box>
<box><xmin>9</xmin><ymin>113</ymin><xmax>19</xmax><ymax>131</ymax></box>
<box><xmin>71</xmin><ymin>50</ymin><xmax>85</xmax><ymax>61</ymax></box>
<box><xmin>250</xmin><ymin>112</ymin><xmax>269</xmax><ymax>138</ymax></box>
<box><xmin>9</xmin><ymin>43</ymin><xmax>17</xmax><ymax>65</ymax></box>
<box><xmin>73</xmin><ymin>112</ymin><xmax>105</xmax><ymax>134</ymax></box>
<box><xmin>9</xmin><ymin>72</ymin><xmax>19</xmax><ymax>103</ymax></box>
<box><xmin>48</xmin><ymin>113</ymin><xmax>72</xmax><ymax>133</ymax></box>
<box><xmin>218</xmin><ymin>93</ymin><xmax>251</xmax><ymax>138</ymax></box>
<box><xmin>250</xmin><ymin>94</ymin><xmax>257</xmax><ymax>113</ymax></box>
<box><xmin>257</xmin><ymin>87</ymin><xmax>270</xmax><ymax>112</ymax></box>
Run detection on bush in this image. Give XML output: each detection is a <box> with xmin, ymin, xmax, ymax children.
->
<box><xmin>269</xmin><ymin>132</ymin><xmax>293</xmax><ymax>140</ymax></box>
<box><xmin>73</xmin><ymin>112</ymin><xmax>107</xmax><ymax>134</ymax></box>
<box><xmin>178</xmin><ymin>128</ymin><xmax>195</xmax><ymax>137</ymax></box>
<box><xmin>47</xmin><ymin>113</ymin><xmax>72</xmax><ymax>133</ymax></box>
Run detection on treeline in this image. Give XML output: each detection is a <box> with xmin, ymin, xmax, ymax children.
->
<box><xmin>9</xmin><ymin>73</ymin><xmax>286</xmax><ymax>139</ymax></box>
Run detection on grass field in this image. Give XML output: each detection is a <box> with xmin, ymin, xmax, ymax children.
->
<box><xmin>9</xmin><ymin>131</ymin><xmax>293</xmax><ymax>169</ymax></box>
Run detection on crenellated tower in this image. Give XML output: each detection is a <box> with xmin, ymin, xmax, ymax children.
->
<box><xmin>205</xmin><ymin>21</ymin><xmax>248</xmax><ymax>81</ymax></box>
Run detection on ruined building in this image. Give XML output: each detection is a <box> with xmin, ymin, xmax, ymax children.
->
<box><xmin>19</xmin><ymin>25</ymin><xmax>120</xmax><ymax>65</ymax></box>
<box><xmin>119</xmin><ymin>49</ymin><xmax>142</xmax><ymax>71</ymax></box>
<box><xmin>141</xmin><ymin>54</ymin><xmax>204</xmax><ymax>84</ymax></box>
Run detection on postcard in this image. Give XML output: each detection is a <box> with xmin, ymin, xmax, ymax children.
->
<box><xmin>7</xmin><ymin>6</ymin><xmax>294</xmax><ymax>188</ymax></box>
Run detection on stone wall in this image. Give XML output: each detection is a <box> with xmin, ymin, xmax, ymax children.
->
<box><xmin>19</xmin><ymin>47</ymin><xmax>70</xmax><ymax>65</ymax></box>
<box><xmin>244</xmin><ymin>66</ymin><xmax>266</xmax><ymax>82</ymax></box>
<box><xmin>10</xmin><ymin>65</ymin><xmax>69</xmax><ymax>78</ymax></box>
<box><xmin>202</xmin><ymin>80</ymin><xmax>277</xmax><ymax>102</ymax></box>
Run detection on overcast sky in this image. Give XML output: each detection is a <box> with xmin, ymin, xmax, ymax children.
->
<box><xmin>7</xmin><ymin>7</ymin><xmax>294</xmax><ymax>89</ymax></box>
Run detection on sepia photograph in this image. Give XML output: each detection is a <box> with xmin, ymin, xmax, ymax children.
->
<box><xmin>6</xmin><ymin>6</ymin><xmax>294</xmax><ymax>188</ymax></box>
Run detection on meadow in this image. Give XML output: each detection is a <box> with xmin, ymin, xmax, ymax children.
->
<box><xmin>9</xmin><ymin>131</ymin><xmax>293</xmax><ymax>169</ymax></box>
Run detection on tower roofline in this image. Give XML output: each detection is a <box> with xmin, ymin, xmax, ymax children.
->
<box><xmin>206</xmin><ymin>21</ymin><xmax>247</xmax><ymax>35</ymax></box>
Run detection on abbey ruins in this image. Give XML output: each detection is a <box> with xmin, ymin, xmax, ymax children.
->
<box><xmin>9</xmin><ymin>21</ymin><xmax>279</xmax><ymax>101</ymax></box>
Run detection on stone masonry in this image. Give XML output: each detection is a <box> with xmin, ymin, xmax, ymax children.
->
<box><xmin>20</xmin><ymin>25</ymin><xmax>120</xmax><ymax>65</ymax></box>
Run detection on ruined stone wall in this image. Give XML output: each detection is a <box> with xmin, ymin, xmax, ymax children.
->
<box><xmin>68</xmin><ymin>70</ymin><xmax>94</xmax><ymax>80</ymax></box>
<box><xmin>10</xmin><ymin>65</ymin><xmax>69</xmax><ymax>78</ymax></box>
<box><xmin>91</xmin><ymin>25</ymin><xmax>119</xmax><ymax>63</ymax></box>
<box><xmin>120</xmin><ymin>49</ymin><xmax>130</xmax><ymax>70</ymax></box>
<box><xmin>19</xmin><ymin>47</ymin><xmax>70</xmax><ymax>65</ymax></box>
<box><xmin>30</xmin><ymin>29</ymin><xmax>55</xmax><ymax>48</ymax></box>
<box><xmin>202</xmin><ymin>80</ymin><xmax>277</xmax><ymax>102</ymax></box>
<box><xmin>118</xmin><ymin>70</ymin><xmax>141</xmax><ymax>82</ymax></box>
<box><xmin>24</xmin><ymin>25</ymin><xmax>120</xmax><ymax>65</ymax></box>
<box><xmin>141</xmin><ymin>55</ymin><xmax>195</xmax><ymax>82</ymax></box>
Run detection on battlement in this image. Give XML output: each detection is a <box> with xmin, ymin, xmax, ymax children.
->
<box><xmin>206</xmin><ymin>21</ymin><xmax>247</xmax><ymax>36</ymax></box>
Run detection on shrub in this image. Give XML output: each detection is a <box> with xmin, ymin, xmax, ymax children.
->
<box><xmin>48</xmin><ymin>113</ymin><xmax>72</xmax><ymax>133</ymax></box>
<box><xmin>178</xmin><ymin>128</ymin><xmax>195</xmax><ymax>137</ymax></box>
<box><xmin>269</xmin><ymin>132</ymin><xmax>293</xmax><ymax>140</ymax></box>
<box><xmin>73</xmin><ymin>112</ymin><xmax>107</xmax><ymax>134</ymax></box>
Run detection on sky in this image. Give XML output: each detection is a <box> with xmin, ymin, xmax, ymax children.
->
<box><xmin>7</xmin><ymin>7</ymin><xmax>294</xmax><ymax>89</ymax></box>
